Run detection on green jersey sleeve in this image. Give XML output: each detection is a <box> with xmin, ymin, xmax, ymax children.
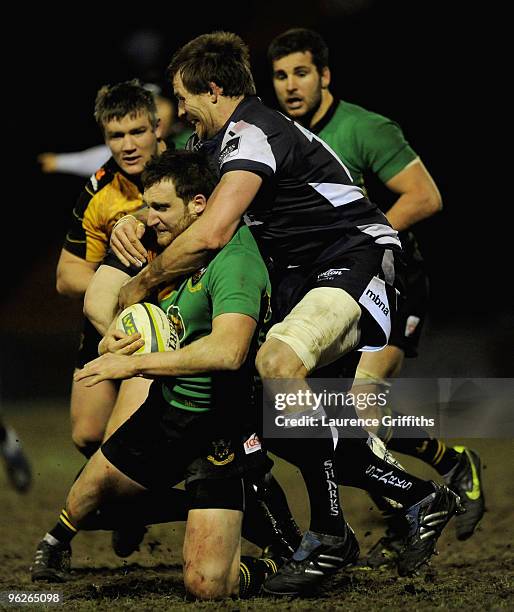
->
<box><xmin>207</xmin><ymin>229</ymin><xmax>269</xmax><ymax>321</ymax></box>
<box><xmin>352</xmin><ymin>111</ymin><xmax>418</xmax><ymax>183</ymax></box>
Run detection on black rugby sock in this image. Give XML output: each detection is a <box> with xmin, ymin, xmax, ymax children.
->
<box><xmin>242</xmin><ymin>474</ymin><xmax>302</xmax><ymax>554</ymax></box>
<box><xmin>47</xmin><ymin>509</ymin><xmax>78</xmax><ymax>546</ymax></box>
<box><xmin>267</xmin><ymin>438</ymin><xmax>346</xmax><ymax>537</ymax></box>
<box><xmin>390</xmin><ymin>437</ymin><xmax>460</xmax><ymax>476</ymax></box>
<box><xmin>256</xmin><ymin>473</ymin><xmax>302</xmax><ymax>548</ymax></box>
<box><xmin>242</xmin><ymin>482</ymin><xmax>280</xmax><ymax>550</ymax></box>
<box><xmin>335</xmin><ymin>437</ymin><xmax>435</xmax><ymax>508</ymax></box>
<box><xmin>379</xmin><ymin>409</ymin><xmax>460</xmax><ymax>475</ymax></box>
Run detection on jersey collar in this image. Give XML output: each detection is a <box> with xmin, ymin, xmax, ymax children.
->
<box><xmin>310</xmin><ymin>99</ymin><xmax>339</xmax><ymax>135</ymax></box>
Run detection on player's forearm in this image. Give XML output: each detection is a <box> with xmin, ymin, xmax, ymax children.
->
<box><xmin>135</xmin><ymin>218</ymin><xmax>222</xmax><ymax>292</ymax></box>
<box><xmin>56</xmin><ymin>265</ymin><xmax>96</xmax><ymax>298</ymax></box>
<box><xmin>134</xmin><ymin>334</ymin><xmax>250</xmax><ymax>377</ymax></box>
<box><xmin>84</xmin><ymin>294</ymin><xmax>119</xmax><ymax>336</ymax></box>
<box><xmin>84</xmin><ymin>265</ymin><xmax>131</xmax><ymax>335</ymax></box>
<box><xmin>385</xmin><ymin>191</ymin><xmax>442</xmax><ymax>232</ymax></box>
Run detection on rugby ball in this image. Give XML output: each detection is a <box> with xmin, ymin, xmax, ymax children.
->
<box><xmin>116</xmin><ymin>302</ymin><xmax>179</xmax><ymax>354</ymax></box>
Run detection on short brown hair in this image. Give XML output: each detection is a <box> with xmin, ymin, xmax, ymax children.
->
<box><xmin>267</xmin><ymin>28</ymin><xmax>329</xmax><ymax>75</ymax></box>
<box><xmin>94</xmin><ymin>79</ymin><xmax>158</xmax><ymax>132</ymax></box>
<box><xmin>142</xmin><ymin>149</ymin><xmax>217</xmax><ymax>203</ymax></box>
<box><xmin>166</xmin><ymin>31</ymin><xmax>256</xmax><ymax>97</ymax></box>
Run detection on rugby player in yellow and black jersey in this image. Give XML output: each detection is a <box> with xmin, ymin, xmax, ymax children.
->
<box><xmin>56</xmin><ymin>80</ymin><xmax>169</xmax><ymax>461</ymax></box>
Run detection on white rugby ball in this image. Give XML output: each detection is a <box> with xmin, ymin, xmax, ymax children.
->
<box><xmin>116</xmin><ymin>302</ymin><xmax>179</xmax><ymax>354</ymax></box>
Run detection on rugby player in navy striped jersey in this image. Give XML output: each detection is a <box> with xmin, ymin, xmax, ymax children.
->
<box><xmin>108</xmin><ymin>32</ymin><xmax>462</xmax><ymax>595</ymax></box>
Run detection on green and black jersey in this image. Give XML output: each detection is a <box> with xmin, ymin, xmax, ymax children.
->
<box><xmin>314</xmin><ymin>99</ymin><xmax>422</xmax><ymax>260</ymax></box>
<box><xmin>157</xmin><ymin>225</ymin><xmax>270</xmax><ymax>413</ymax></box>
<box><xmin>314</xmin><ymin>99</ymin><xmax>418</xmax><ymax>192</ymax></box>
<box><xmin>101</xmin><ymin>225</ymin><xmax>268</xmax><ymax>415</ymax></box>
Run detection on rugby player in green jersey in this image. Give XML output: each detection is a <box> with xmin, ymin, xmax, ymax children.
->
<box><xmin>31</xmin><ymin>149</ymin><xmax>281</xmax><ymax>598</ymax></box>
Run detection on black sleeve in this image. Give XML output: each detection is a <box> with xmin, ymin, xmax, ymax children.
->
<box><xmin>101</xmin><ymin>248</ymin><xmax>142</xmax><ymax>277</ymax></box>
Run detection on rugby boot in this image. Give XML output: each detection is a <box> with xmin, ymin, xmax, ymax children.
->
<box><xmin>31</xmin><ymin>540</ymin><xmax>71</xmax><ymax>582</ymax></box>
<box><xmin>262</xmin><ymin>524</ymin><xmax>359</xmax><ymax>596</ymax></box>
<box><xmin>360</xmin><ymin>508</ymin><xmax>409</xmax><ymax>570</ymax></box>
<box><xmin>398</xmin><ymin>483</ymin><xmax>462</xmax><ymax>576</ymax></box>
<box><xmin>445</xmin><ymin>446</ymin><xmax>485</xmax><ymax>540</ymax></box>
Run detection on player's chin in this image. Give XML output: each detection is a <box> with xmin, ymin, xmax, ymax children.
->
<box><xmin>120</xmin><ymin>160</ymin><xmax>145</xmax><ymax>175</ymax></box>
<box><xmin>286</xmin><ymin>106</ymin><xmax>306</xmax><ymax>118</ymax></box>
<box><xmin>157</xmin><ymin>233</ymin><xmax>172</xmax><ymax>247</ymax></box>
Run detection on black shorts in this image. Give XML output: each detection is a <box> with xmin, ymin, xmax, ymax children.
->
<box><xmin>75</xmin><ymin>318</ymin><xmax>102</xmax><ymax>368</ymax></box>
<box><xmin>269</xmin><ymin>244</ymin><xmax>399</xmax><ymax>352</ymax></box>
<box><xmin>388</xmin><ymin>231</ymin><xmax>429</xmax><ymax>357</ymax></box>
<box><xmin>101</xmin><ymin>383</ymin><xmax>272</xmax><ymax>491</ymax></box>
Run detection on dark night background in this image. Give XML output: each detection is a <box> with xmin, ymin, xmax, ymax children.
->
<box><xmin>2</xmin><ymin>1</ymin><xmax>510</xmax><ymax>402</ymax></box>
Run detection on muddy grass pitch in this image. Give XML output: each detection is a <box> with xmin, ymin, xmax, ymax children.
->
<box><xmin>1</xmin><ymin>403</ymin><xmax>513</xmax><ymax>610</ymax></box>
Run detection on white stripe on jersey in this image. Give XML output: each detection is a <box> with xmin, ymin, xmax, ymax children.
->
<box><xmin>292</xmin><ymin>119</ymin><xmax>354</xmax><ymax>181</ymax></box>
<box><xmin>309</xmin><ymin>182</ymin><xmax>364</xmax><ymax>208</ymax></box>
<box><xmin>357</xmin><ymin>223</ymin><xmax>402</xmax><ymax>248</ymax></box>
<box><xmin>220</xmin><ymin>120</ymin><xmax>276</xmax><ymax>172</ymax></box>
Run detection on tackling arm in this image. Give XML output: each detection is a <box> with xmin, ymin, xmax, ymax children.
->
<box><xmin>116</xmin><ymin>170</ymin><xmax>263</xmax><ymax>308</ymax></box>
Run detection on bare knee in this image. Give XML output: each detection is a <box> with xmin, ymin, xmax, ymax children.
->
<box><xmin>66</xmin><ymin>452</ymin><xmax>120</xmax><ymax>522</ymax></box>
<box><xmin>70</xmin><ymin>378</ymin><xmax>117</xmax><ymax>455</ymax></box>
<box><xmin>71</xmin><ymin>425</ymin><xmax>102</xmax><ymax>458</ymax></box>
<box><xmin>183</xmin><ymin>565</ymin><xmax>235</xmax><ymax>600</ymax></box>
<box><xmin>256</xmin><ymin>339</ymin><xmax>307</xmax><ymax>379</ymax></box>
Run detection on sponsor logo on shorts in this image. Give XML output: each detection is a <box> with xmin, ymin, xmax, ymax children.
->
<box><xmin>244</xmin><ymin>433</ymin><xmax>262</xmax><ymax>455</ymax></box>
<box><xmin>405</xmin><ymin>315</ymin><xmax>420</xmax><ymax>337</ymax></box>
<box><xmin>207</xmin><ymin>439</ymin><xmax>235</xmax><ymax>466</ymax></box>
<box><xmin>365</xmin><ymin>288</ymin><xmax>389</xmax><ymax>315</ymax></box>
<box><xmin>358</xmin><ymin>277</ymin><xmax>391</xmax><ymax>349</ymax></box>
<box><xmin>317</xmin><ymin>268</ymin><xmax>350</xmax><ymax>281</ymax></box>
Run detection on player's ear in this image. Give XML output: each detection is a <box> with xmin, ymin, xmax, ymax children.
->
<box><xmin>321</xmin><ymin>66</ymin><xmax>331</xmax><ymax>89</ymax></box>
<box><xmin>191</xmin><ymin>194</ymin><xmax>207</xmax><ymax>215</ymax></box>
<box><xmin>155</xmin><ymin>117</ymin><xmax>163</xmax><ymax>139</ymax></box>
<box><xmin>208</xmin><ymin>82</ymin><xmax>223</xmax><ymax>102</ymax></box>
